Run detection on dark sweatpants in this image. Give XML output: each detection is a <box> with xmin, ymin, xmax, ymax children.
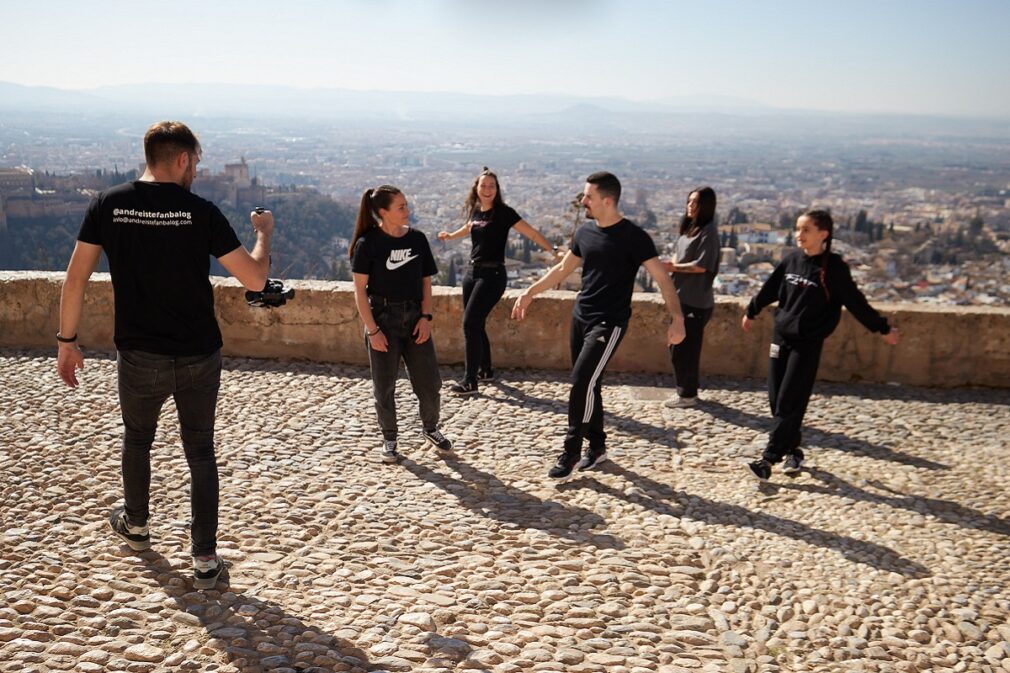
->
<box><xmin>669</xmin><ymin>303</ymin><xmax>713</xmax><ymax>399</ymax></box>
<box><xmin>762</xmin><ymin>335</ymin><xmax>824</xmax><ymax>464</ymax></box>
<box><xmin>461</xmin><ymin>265</ymin><xmax>507</xmax><ymax>384</ymax></box>
<box><xmin>562</xmin><ymin>316</ymin><xmax>626</xmax><ymax>456</ymax></box>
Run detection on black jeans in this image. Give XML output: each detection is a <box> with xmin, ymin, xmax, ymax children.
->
<box><xmin>563</xmin><ymin>316</ymin><xmax>627</xmax><ymax>455</ymax></box>
<box><xmin>117</xmin><ymin>349</ymin><xmax>221</xmax><ymax>556</ymax></box>
<box><xmin>367</xmin><ymin>299</ymin><xmax>442</xmax><ymax>440</ymax></box>
<box><xmin>461</xmin><ymin>265</ymin><xmax>507</xmax><ymax>384</ymax></box>
<box><xmin>763</xmin><ymin>335</ymin><xmax>824</xmax><ymax>464</ymax></box>
<box><xmin>669</xmin><ymin>303</ymin><xmax>713</xmax><ymax>399</ymax></box>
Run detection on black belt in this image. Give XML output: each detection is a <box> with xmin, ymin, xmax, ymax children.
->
<box><xmin>369</xmin><ymin>296</ymin><xmax>419</xmax><ymax>307</ymax></box>
<box><xmin>469</xmin><ymin>260</ymin><xmax>505</xmax><ymax>269</ymax></box>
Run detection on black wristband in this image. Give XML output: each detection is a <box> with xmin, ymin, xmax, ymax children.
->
<box><xmin>56</xmin><ymin>332</ymin><xmax>77</xmax><ymax>343</ymax></box>
<box><xmin>420</xmin><ymin>313</ymin><xmax>433</xmax><ymax>322</ymax></box>
<box><xmin>367</xmin><ymin>326</ymin><xmax>381</xmax><ymax>336</ymax></box>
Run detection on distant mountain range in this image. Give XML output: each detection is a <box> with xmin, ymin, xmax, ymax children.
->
<box><xmin>2</xmin><ymin>81</ymin><xmax>1009</xmax><ymax>139</ymax></box>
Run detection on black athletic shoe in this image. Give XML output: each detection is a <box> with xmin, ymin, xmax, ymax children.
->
<box><xmin>449</xmin><ymin>380</ymin><xmax>479</xmax><ymax>397</ymax></box>
<box><xmin>548</xmin><ymin>452</ymin><xmax>579</xmax><ymax>480</ymax></box>
<box><xmin>193</xmin><ymin>554</ymin><xmax>225</xmax><ymax>590</ymax></box>
<box><xmin>577</xmin><ymin>446</ymin><xmax>608</xmax><ymax>472</ymax></box>
<box><xmin>477</xmin><ymin>368</ymin><xmax>495</xmax><ymax>382</ymax></box>
<box><xmin>109</xmin><ymin>506</ymin><xmax>151</xmax><ymax>551</ymax></box>
<box><xmin>783</xmin><ymin>449</ymin><xmax>805</xmax><ymax>476</ymax></box>
<box><xmin>423</xmin><ymin>428</ymin><xmax>453</xmax><ymax>451</ymax></box>
<box><xmin>380</xmin><ymin>439</ymin><xmax>402</xmax><ymax>463</ymax></box>
<box><xmin>748</xmin><ymin>459</ymin><xmax>772</xmax><ymax>482</ymax></box>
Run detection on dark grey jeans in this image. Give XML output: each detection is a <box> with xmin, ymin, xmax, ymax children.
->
<box><xmin>367</xmin><ymin>299</ymin><xmax>442</xmax><ymax>440</ymax></box>
<box><xmin>117</xmin><ymin>349</ymin><xmax>221</xmax><ymax>556</ymax></box>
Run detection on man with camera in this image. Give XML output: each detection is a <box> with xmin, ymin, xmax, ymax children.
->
<box><xmin>56</xmin><ymin>121</ymin><xmax>275</xmax><ymax>589</ymax></box>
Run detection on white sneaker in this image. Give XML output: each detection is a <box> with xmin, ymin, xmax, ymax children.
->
<box><xmin>380</xmin><ymin>439</ymin><xmax>402</xmax><ymax>463</ymax></box>
<box><xmin>193</xmin><ymin>554</ymin><xmax>224</xmax><ymax>590</ymax></box>
<box><xmin>664</xmin><ymin>396</ymin><xmax>698</xmax><ymax>408</ymax></box>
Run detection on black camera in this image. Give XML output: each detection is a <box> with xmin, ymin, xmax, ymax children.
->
<box><xmin>246</xmin><ymin>279</ymin><xmax>295</xmax><ymax>308</ymax></box>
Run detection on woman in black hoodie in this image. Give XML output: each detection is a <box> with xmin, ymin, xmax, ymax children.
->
<box><xmin>741</xmin><ymin>209</ymin><xmax>900</xmax><ymax>481</ymax></box>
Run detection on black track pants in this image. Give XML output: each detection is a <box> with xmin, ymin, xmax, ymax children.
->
<box><xmin>763</xmin><ymin>336</ymin><xmax>824</xmax><ymax>464</ymax></box>
<box><xmin>563</xmin><ymin>316</ymin><xmax>626</xmax><ymax>455</ymax></box>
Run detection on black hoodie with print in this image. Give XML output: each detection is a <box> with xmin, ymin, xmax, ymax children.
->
<box><xmin>746</xmin><ymin>250</ymin><xmax>890</xmax><ymax>343</ymax></box>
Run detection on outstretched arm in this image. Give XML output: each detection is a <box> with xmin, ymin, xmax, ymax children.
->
<box><xmin>743</xmin><ymin>262</ymin><xmax>785</xmax><ymax>328</ymax></box>
<box><xmin>57</xmin><ymin>241</ymin><xmax>102</xmax><ymax>387</ymax></box>
<box><xmin>437</xmin><ymin>222</ymin><xmax>471</xmax><ymax>242</ymax></box>
<box><xmin>643</xmin><ymin>257</ymin><xmax>686</xmax><ymax>346</ymax></box>
<box><xmin>511</xmin><ymin>250</ymin><xmax>581</xmax><ymax>321</ymax></box>
<box><xmin>513</xmin><ymin>219</ymin><xmax>562</xmax><ymax>261</ymax></box>
<box><xmin>664</xmin><ymin>259</ymin><xmax>707</xmax><ymax>274</ymax></box>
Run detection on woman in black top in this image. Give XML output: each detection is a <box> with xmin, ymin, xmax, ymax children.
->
<box><xmin>437</xmin><ymin>167</ymin><xmax>559</xmax><ymax>396</ymax></box>
<box><xmin>742</xmin><ymin>209</ymin><xmax>900</xmax><ymax>481</ymax></box>
<box><xmin>351</xmin><ymin>185</ymin><xmax>453</xmax><ymax>463</ymax></box>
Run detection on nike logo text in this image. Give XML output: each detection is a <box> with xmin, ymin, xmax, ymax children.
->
<box><xmin>386</xmin><ymin>249</ymin><xmax>419</xmax><ymax>271</ymax></box>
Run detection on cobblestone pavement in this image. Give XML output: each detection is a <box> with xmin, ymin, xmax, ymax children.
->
<box><xmin>2</xmin><ymin>348</ymin><xmax>1009</xmax><ymax>673</ymax></box>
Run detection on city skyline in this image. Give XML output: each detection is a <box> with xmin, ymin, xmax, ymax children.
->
<box><xmin>2</xmin><ymin>0</ymin><xmax>1009</xmax><ymax>119</ymax></box>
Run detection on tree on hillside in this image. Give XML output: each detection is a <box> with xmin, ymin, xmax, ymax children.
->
<box><xmin>854</xmin><ymin>209</ymin><xmax>868</xmax><ymax>233</ymax></box>
<box><xmin>446</xmin><ymin>258</ymin><xmax>458</xmax><ymax>287</ymax></box>
<box><xmin>727</xmin><ymin>206</ymin><xmax>748</xmax><ymax>225</ymax></box>
<box><xmin>969</xmin><ymin>215</ymin><xmax>984</xmax><ymax>239</ymax></box>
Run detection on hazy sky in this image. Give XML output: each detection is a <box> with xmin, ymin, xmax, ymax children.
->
<box><xmin>3</xmin><ymin>0</ymin><xmax>1008</xmax><ymax>118</ymax></box>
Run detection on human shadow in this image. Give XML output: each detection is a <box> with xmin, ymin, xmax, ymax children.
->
<box><xmin>490</xmin><ymin>379</ymin><xmax>680</xmax><ymax>451</ymax></box>
<box><xmin>558</xmin><ymin>462</ymin><xmax>930</xmax><ymax>578</ymax></box>
<box><xmin>398</xmin><ymin>454</ymin><xmax>625</xmax><ymax>550</ymax></box>
<box><xmin>137</xmin><ymin>550</ymin><xmax>374</xmax><ymax>673</ymax></box>
<box><xmin>775</xmin><ymin>467</ymin><xmax>1010</xmax><ymax>537</ymax></box>
<box><xmin>699</xmin><ymin>398</ymin><xmax>948</xmax><ymax>471</ymax></box>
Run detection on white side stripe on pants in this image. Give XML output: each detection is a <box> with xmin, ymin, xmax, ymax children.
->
<box><xmin>582</xmin><ymin>324</ymin><xmax>622</xmax><ymax>423</ymax></box>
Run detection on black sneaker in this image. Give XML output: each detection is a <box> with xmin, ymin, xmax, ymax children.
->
<box><xmin>577</xmin><ymin>446</ymin><xmax>607</xmax><ymax>471</ymax></box>
<box><xmin>477</xmin><ymin>368</ymin><xmax>495</xmax><ymax>382</ymax></box>
<box><xmin>548</xmin><ymin>452</ymin><xmax>579</xmax><ymax>480</ymax></box>
<box><xmin>423</xmin><ymin>428</ymin><xmax>453</xmax><ymax>451</ymax></box>
<box><xmin>193</xmin><ymin>554</ymin><xmax>225</xmax><ymax>590</ymax></box>
<box><xmin>108</xmin><ymin>506</ymin><xmax>150</xmax><ymax>551</ymax></box>
<box><xmin>783</xmin><ymin>449</ymin><xmax>805</xmax><ymax>476</ymax></box>
<box><xmin>381</xmin><ymin>439</ymin><xmax>402</xmax><ymax>463</ymax></box>
<box><xmin>748</xmin><ymin>459</ymin><xmax>772</xmax><ymax>482</ymax></box>
<box><xmin>449</xmin><ymin>380</ymin><xmax>479</xmax><ymax>397</ymax></box>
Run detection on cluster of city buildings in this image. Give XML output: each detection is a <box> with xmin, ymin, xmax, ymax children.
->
<box><xmin>3</xmin><ymin>146</ymin><xmax>1008</xmax><ymax>306</ymax></box>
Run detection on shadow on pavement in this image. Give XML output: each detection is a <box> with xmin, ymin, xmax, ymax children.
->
<box><xmin>699</xmin><ymin>399</ymin><xmax>948</xmax><ymax>471</ymax></box>
<box><xmin>138</xmin><ymin>551</ymin><xmax>374</xmax><ymax>673</ymax></box>
<box><xmin>777</xmin><ymin>467</ymin><xmax>1010</xmax><ymax>536</ymax></box>
<box><xmin>559</xmin><ymin>462</ymin><xmax>931</xmax><ymax>578</ymax></box>
<box><xmin>491</xmin><ymin>379</ymin><xmax>680</xmax><ymax>451</ymax></box>
<box><xmin>399</xmin><ymin>454</ymin><xmax>626</xmax><ymax>550</ymax></box>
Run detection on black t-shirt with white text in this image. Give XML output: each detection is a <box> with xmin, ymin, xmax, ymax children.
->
<box><xmin>570</xmin><ymin>218</ymin><xmax>658</xmax><ymax>325</ymax></box>
<box><xmin>77</xmin><ymin>180</ymin><xmax>242</xmax><ymax>355</ymax></box>
<box><xmin>468</xmin><ymin>204</ymin><xmax>522</xmax><ymax>264</ymax></box>
<box><xmin>351</xmin><ymin>228</ymin><xmax>438</xmax><ymax>301</ymax></box>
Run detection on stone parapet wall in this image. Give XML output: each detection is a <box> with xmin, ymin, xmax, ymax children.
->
<box><xmin>3</xmin><ymin>271</ymin><xmax>1008</xmax><ymax>388</ymax></box>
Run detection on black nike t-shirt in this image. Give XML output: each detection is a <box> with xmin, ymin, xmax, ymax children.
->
<box><xmin>77</xmin><ymin>180</ymin><xmax>242</xmax><ymax>354</ymax></box>
<box><xmin>351</xmin><ymin>228</ymin><xmax>437</xmax><ymax>301</ymax></box>
<box><xmin>570</xmin><ymin>218</ymin><xmax>658</xmax><ymax>325</ymax></box>
<box><xmin>468</xmin><ymin>204</ymin><xmax>522</xmax><ymax>264</ymax></box>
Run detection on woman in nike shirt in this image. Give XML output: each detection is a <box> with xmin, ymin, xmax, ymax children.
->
<box><xmin>437</xmin><ymin>167</ymin><xmax>560</xmax><ymax>397</ymax></box>
<box><xmin>351</xmin><ymin>185</ymin><xmax>453</xmax><ymax>463</ymax></box>
<box><xmin>741</xmin><ymin>209</ymin><xmax>900</xmax><ymax>481</ymax></box>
